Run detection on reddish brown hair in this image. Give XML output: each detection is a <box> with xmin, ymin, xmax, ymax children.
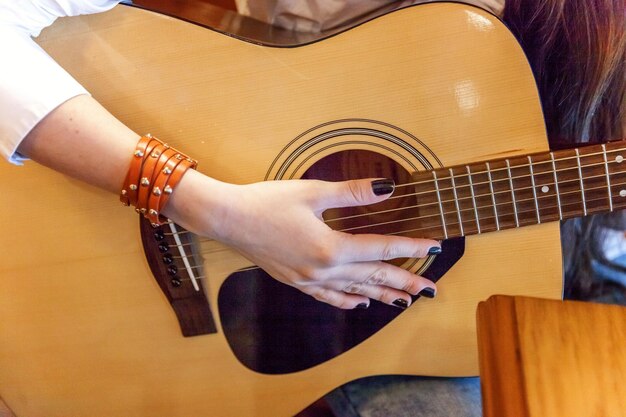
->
<box><xmin>503</xmin><ymin>0</ymin><xmax>625</xmax><ymax>145</ymax></box>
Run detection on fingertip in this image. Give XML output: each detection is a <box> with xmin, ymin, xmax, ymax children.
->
<box><xmin>371</xmin><ymin>178</ymin><xmax>395</xmax><ymax>196</ymax></box>
<box><xmin>317</xmin><ymin>178</ymin><xmax>394</xmax><ymax>209</ymax></box>
<box><xmin>392</xmin><ymin>298</ymin><xmax>410</xmax><ymax>309</ymax></box>
<box><xmin>427</xmin><ymin>245</ymin><xmax>442</xmax><ymax>255</ymax></box>
<box><xmin>418</xmin><ymin>287</ymin><xmax>436</xmax><ymax>298</ymax></box>
<box><xmin>415</xmin><ymin>240</ymin><xmax>442</xmax><ymax>258</ymax></box>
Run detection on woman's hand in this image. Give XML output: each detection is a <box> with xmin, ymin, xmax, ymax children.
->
<box><xmin>166</xmin><ymin>171</ymin><xmax>439</xmax><ymax>309</ymax></box>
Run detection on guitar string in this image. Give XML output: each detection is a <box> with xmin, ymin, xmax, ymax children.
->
<box><xmin>328</xmin><ymin>169</ymin><xmax>618</xmax><ymax>224</ymax></box>
<box><xmin>170</xmin><ymin>178</ymin><xmax>624</xmax><ymax>281</ymax></box>
<box><xmin>173</xmin><ymin>199</ymin><xmax>610</xmax><ymax>283</ymax></box>
<box><xmin>390</xmin><ymin>146</ymin><xmax>626</xmax><ymax>191</ymax></box>
<box><xmin>336</xmin><ymin>182</ymin><xmax>621</xmax><ymax>234</ymax></box>
<box><xmin>162</xmin><ymin>154</ymin><xmax>625</xmax><ymax>240</ymax></box>
<box><xmin>169</xmin><ymin>180</ymin><xmax>620</xmax><ymax>256</ymax></box>
<box><xmin>170</xmin><ymin>183</ymin><xmax>622</xmax><ymax>274</ymax></box>
<box><xmin>165</xmin><ymin>164</ymin><xmax>624</xmax><ymax>244</ymax></box>
<box><xmin>385</xmin><ymin>155</ymin><xmax>624</xmax><ymax>203</ymax></box>
<box><xmin>163</xmin><ymin>146</ymin><xmax>626</xmax><ymax>283</ymax></box>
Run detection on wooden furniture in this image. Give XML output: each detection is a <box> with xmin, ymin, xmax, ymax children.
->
<box><xmin>477</xmin><ymin>295</ymin><xmax>626</xmax><ymax>417</ymax></box>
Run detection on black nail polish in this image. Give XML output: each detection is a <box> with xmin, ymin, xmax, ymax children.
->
<box><xmin>356</xmin><ymin>303</ymin><xmax>369</xmax><ymax>309</ymax></box>
<box><xmin>419</xmin><ymin>287</ymin><xmax>436</xmax><ymax>298</ymax></box>
<box><xmin>372</xmin><ymin>179</ymin><xmax>395</xmax><ymax>196</ymax></box>
<box><xmin>392</xmin><ymin>298</ymin><xmax>409</xmax><ymax>309</ymax></box>
<box><xmin>428</xmin><ymin>246</ymin><xmax>442</xmax><ymax>255</ymax></box>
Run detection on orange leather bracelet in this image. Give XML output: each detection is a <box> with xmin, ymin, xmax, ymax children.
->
<box><xmin>150</xmin><ymin>157</ymin><xmax>198</xmax><ymax>225</ymax></box>
<box><xmin>146</xmin><ymin>155</ymin><xmax>186</xmax><ymax>225</ymax></box>
<box><xmin>135</xmin><ymin>146</ymin><xmax>176</xmax><ymax>213</ymax></box>
<box><xmin>121</xmin><ymin>134</ymin><xmax>198</xmax><ymax>226</ymax></box>
<box><xmin>147</xmin><ymin>158</ymin><xmax>196</xmax><ymax>226</ymax></box>
<box><xmin>120</xmin><ymin>136</ymin><xmax>157</xmax><ymax>206</ymax></box>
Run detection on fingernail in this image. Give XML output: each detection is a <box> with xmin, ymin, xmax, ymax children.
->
<box><xmin>356</xmin><ymin>303</ymin><xmax>369</xmax><ymax>309</ymax></box>
<box><xmin>371</xmin><ymin>179</ymin><xmax>395</xmax><ymax>196</ymax></box>
<box><xmin>419</xmin><ymin>287</ymin><xmax>436</xmax><ymax>298</ymax></box>
<box><xmin>392</xmin><ymin>298</ymin><xmax>409</xmax><ymax>309</ymax></box>
<box><xmin>428</xmin><ymin>246</ymin><xmax>442</xmax><ymax>255</ymax></box>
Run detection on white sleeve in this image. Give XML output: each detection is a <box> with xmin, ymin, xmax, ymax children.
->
<box><xmin>0</xmin><ymin>0</ymin><xmax>118</xmax><ymax>165</ymax></box>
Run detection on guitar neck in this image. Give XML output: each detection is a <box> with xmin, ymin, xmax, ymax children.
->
<box><xmin>398</xmin><ymin>140</ymin><xmax>626</xmax><ymax>240</ymax></box>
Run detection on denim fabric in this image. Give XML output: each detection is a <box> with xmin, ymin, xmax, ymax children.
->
<box><xmin>325</xmin><ymin>376</ymin><xmax>482</xmax><ymax>417</ymax></box>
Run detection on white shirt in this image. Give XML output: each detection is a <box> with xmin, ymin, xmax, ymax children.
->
<box><xmin>0</xmin><ymin>0</ymin><xmax>117</xmax><ymax>165</ymax></box>
<box><xmin>0</xmin><ymin>0</ymin><xmax>503</xmax><ymax>165</ymax></box>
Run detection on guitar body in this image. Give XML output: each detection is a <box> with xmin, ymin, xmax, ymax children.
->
<box><xmin>0</xmin><ymin>3</ymin><xmax>562</xmax><ymax>416</ymax></box>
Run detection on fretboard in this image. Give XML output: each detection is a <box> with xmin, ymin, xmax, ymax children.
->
<box><xmin>387</xmin><ymin>140</ymin><xmax>626</xmax><ymax>240</ymax></box>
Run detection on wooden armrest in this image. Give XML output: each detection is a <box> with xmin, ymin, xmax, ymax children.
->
<box><xmin>477</xmin><ymin>295</ymin><xmax>626</xmax><ymax>417</ymax></box>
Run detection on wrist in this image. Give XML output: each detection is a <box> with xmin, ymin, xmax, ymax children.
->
<box><xmin>160</xmin><ymin>169</ymin><xmax>237</xmax><ymax>241</ymax></box>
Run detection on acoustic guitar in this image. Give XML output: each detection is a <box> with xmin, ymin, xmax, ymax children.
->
<box><xmin>1</xmin><ymin>2</ymin><xmax>621</xmax><ymax>416</ymax></box>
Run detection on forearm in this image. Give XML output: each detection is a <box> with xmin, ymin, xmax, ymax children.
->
<box><xmin>16</xmin><ymin>93</ymin><xmax>234</xmax><ymax>244</ymax></box>
<box><xmin>17</xmin><ymin>94</ymin><xmax>138</xmax><ymax>194</ymax></box>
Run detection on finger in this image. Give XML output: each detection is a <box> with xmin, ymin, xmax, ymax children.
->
<box><xmin>342</xmin><ymin>280</ymin><xmax>414</xmax><ymax>309</ymax></box>
<box><xmin>336</xmin><ymin>233</ymin><xmax>441</xmax><ymax>263</ymax></box>
<box><xmin>299</xmin><ymin>285</ymin><xmax>371</xmax><ymax>310</ymax></box>
<box><xmin>329</xmin><ymin>261</ymin><xmax>437</xmax><ymax>299</ymax></box>
<box><xmin>337</xmin><ymin>262</ymin><xmax>437</xmax><ymax>296</ymax></box>
<box><xmin>311</xmin><ymin>178</ymin><xmax>396</xmax><ymax>210</ymax></box>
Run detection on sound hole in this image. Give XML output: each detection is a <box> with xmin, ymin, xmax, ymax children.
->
<box><xmin>218</xmin><ymin>150</ymin><xmax>464</xmax><ymax>374</ymax></box>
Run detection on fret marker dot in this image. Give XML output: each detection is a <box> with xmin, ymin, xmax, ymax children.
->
<box><xmin>616</xmin><ymin>155</ymin><xmax>624</xmax><ymax>163</ymax></box>
<box><xmin>541</xmin><ymin>185</ymin><xmax>549</xmax><ymax>193</ymax></box>
<box><xmin>620</xmin><ymin>190</ymin><xmax>626</xmax><ymax>198</ymax></box>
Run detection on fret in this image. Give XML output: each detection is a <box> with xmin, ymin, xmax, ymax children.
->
<box><xmin>550</xmin><ymin>152</ymin><xmax>563</xmax><ymax>220</ymax></box>
<box><xmin>449</xmin><ymin>168</ymin><xmax>465</xmax><ymax>236</ymax></box>
<box><xmin>527</xmin><ymin>155</ymin><xmax>541</xmax><ymax>224</ymax></box>
<box><xmin>601</xmin><ymin>144</ymin><xmax>614</xmax><ymax>212</ymax></box>
<box><xmin>574</xmin><ymin>148</ymin><xmax>587</xmax><ymax>216</ymax></box>
<box><xmin>522</xmin><ymin>153</ymin><xmax>558</xmax><ymax>224</ymax></box>
<box><xmin>432</xmin><ymin>170</ymin><xmax>448</xmax><ymax>239</ymax></box>
<box><xmin>505</xmin><ymin>159</ymin><xmax>520</xmax><ymax>227</ymax></box>
<box><xmin>485</xmin><ymin>162</ymin><xmax>500</xmax><ymax>231</ymax></box>
<box><xmin>466</xmin><ymin>166</ymin><xmax>481</xmax><ymax>234</ymax></box>
<box><xmin>612</xmin><ymin>149</ymin><xmax>626</xmax><ymax>212</ymax></box>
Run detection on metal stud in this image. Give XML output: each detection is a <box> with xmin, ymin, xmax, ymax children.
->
<box><xmin>153</xmin><ymin>187</ymin><xmax>162</xmax><ymax>196</ymax></box>
<box><xmin>134</xmin><ymin>150</ymin><xmax>144</xmax><ymax>158</ymax></box>
<box><xmin>151</xmin><ymin>151</ymin><xmax>160</xmax><ymax>158</ymax></box>
<box><xmin>163</xmin><ymin>167</ymin><xmax>172</xmax><ymax>175</ymax></box>
<box><xmin>149</xmin><ymin>209</ymin><xmax>158</xmax><ymax>216</ymax></box>
<box><xmin>129</xmin><ymin>184</ymin><xmax>138</xmax><ymax>191</ymax></box>
<box><xmin>141</xmin><ymin>178</ymin><xmax>150</xmax><ymax>186</ymax></box>
<box><xmin>164</xmin><ymin>185</ymin><xmax>173</xmax><ymax>194</ymax></box>
<box><xmin>121</xmin><ymin>189</ymin><xmax>127</xmax><ymax>195</ymax></box>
